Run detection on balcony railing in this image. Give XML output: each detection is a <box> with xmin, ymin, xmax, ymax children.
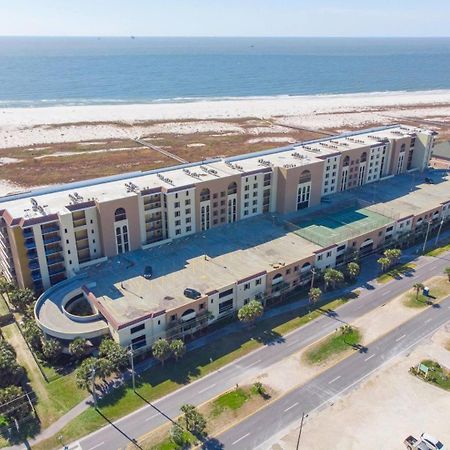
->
<box><xmin>73</xmin><ymin>218</ymin><xmax>87</xmax><ymax>228</ymax></box>
<box><xmin>22</xmin><ymin>228</ymin><xmax>33</xmax><ymax>239</ymax></box>
<box><xmin>45</xmin><ymin>246</ymin><xmax>63</xmax><ymax>256</ymax></box>
<box><xmin>144</xmin><ymin>202</ymin><xmax>161</xmax><ymax>211</ymax></box>
<box><xmin>43</xmin><ymin>235</ymin><xmax>61</xmax><ymax>245</ymax></box>
<box><xmin>48</xmin><ymin>266</ymin><xmax>66</xmax><ymax>276</ymax></box>
<box><xmin>24</xmin><ymin>239</ymin><xmax>36</xmax><ymax>250</ymax></box>
<box><xmin>47</xmin><ymin>254</ymin><xmax>65</xmax><ymax>266</ymax></box>
<box><xmin>31</xmin><ymin>271</ymin><xmax>42</xmax><ymax>282</ymax></box>
<box><xmin>41</xmin><ymin>224</ymin><xmax>60</xmax><ymax>234</ymax></box>
<box><xmin>28</xmin><ymin>261</ymin><xmax>40</xmax><ymax>271</ymax></box>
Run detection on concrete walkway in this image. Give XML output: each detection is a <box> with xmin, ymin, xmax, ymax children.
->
<box><xmin>11</xmin><ymin>232</ymin><xmax>450</xmax><ymax>449</ymax></box>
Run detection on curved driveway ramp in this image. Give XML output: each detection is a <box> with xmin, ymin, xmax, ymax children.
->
<box><xmin>35</xmin><ymin>276</ymin><xmax>109</xmax><ymax>341</ymax></box>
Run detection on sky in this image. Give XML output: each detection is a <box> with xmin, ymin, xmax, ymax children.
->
<box><xmin>1</xmin><ymin>0</ymin><xmax>450</xmax><ymax>37</ymax></box>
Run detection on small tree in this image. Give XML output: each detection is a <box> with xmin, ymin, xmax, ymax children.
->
<box><xmin>384</xmin><ymin>248</ymin><xmax>401</xmax><ymax>267</ymax></box>
<box><xmin>0</xmin><ymin>341</ymin><xmax>24</xmax><ymax>388</ymax></box>
<box><xmin>152</xmin><ymin>338</ymin><xmax>172</xmax><ymax>366</ymax></box>
<box><xmin>308</xmin><ymin>287</ymin><xmax>322</xmax><ymax>311</ymax></box>
<box><xmin>99</xmin><ymin>338</ymin><xmax>128</xmax><ymax>372</ymax></box>
<box><xmin>0</xmin><ymin>279</ymin><xmax>14</xmax><ymax>296</ymax></box>
<box><xmin>413</xmin><ymin>282</ymin><xmax>424</xmax><ymax>299</ymax></box>
<box><xmin>170</xmin><ymin>423</ymin><xmax>187</xmax><ymax>446</ymax></box>
<box><xmin>69</xmin><ymin>337</ymin><xmax>89</xmax><ymax>360</ymax></box>
<box><xmin>346</xmin><ymin>262</ymin><xmax>360</xmax><ymax>281</ymax></box>
<box><xmin>237</xmin><ymin>300</ymin><xmax>264</xmax><ymax>326</ymax></box>
<box><xmin>8</xmin><ymin>288</ymin><xmax>35</xmax><ymax>312</ymax></box>
<box><xmin>0</xmin><ymin>386</ymin><xmax>33</xmax><ymax>422</ymax></box>
<box><xmin>377</xmin><ymin>257</ymin><xmax>390</xmax><ymax>273</ymax></box>
<box><xmin>170</xmin><ymin>339</ymin><xmax>186</xmax><ymax>361</ymax></box>
<box><xmin>76</xmin><ymin>357</ymin><xmax>99</xmax><ymax>391</ymax></box>
<box><xmin>444</xmin><ymin>267</ymin><xmax>450</xmax><ymax>282</ymax></box>
<box><xmin>22</xmin><ymin>318</ymin><xmax>44</xmax><ymax>351</ymax></box>
<box><xmin>180</xmin><ymin>403</ymin><xmax>207</xmax><ymax>436</ymax></box>
<box><xmin>41</xmin><ymin>337</ymin><xmax>63</xmax><ymax>362</ymax></box>
<box><xmin>323</xmin><ymin>268</ymin><xmax>344</xmax><ymax>291</ymax></box>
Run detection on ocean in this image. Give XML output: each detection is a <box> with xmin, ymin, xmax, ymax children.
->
<box><xmin>1</xmin><ymin>37</ymin><xmax>450</xmax><ymax>108</ymax></box>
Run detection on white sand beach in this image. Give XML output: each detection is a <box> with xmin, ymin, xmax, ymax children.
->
<box><xmin>1</xmin><ymin>90</ymin><xmax>450</xmax><ymax>149</ymax></box>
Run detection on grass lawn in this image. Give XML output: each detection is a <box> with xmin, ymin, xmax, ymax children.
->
<box><xmin>403</xmin><ymin>276</ymin><xmax>450</xmax><ymax>309</ymax></box>
<box><xmin>0</xmin><ymin>295</ymin><xmax>10</xmax><ymax>317</ymax></box>
<box><xmin>426</xmin><ymin>242</ymin><xmax>450</xmax><ymax>257</ymax></box>
<box><xmin>377</xmin><ymin>263</ymin><xmax>416</xmax><ymax>284</ymax></box>
<box><xmin>140</xmin><ymin>384</ymin><xmax>271</xmax><ymax>449</ymax></box>
<box><xmin>412</xmin><ymin>360</ymin><xmax>450</xmax><ymax>392</ymax></box>
<box><xmin>305</xmin><ymin>326</ymin><xmax>362</xmax><ymax>365</ymax></box>
<box><xmin>1</xmin><ymin>324</ymin><xmax>86</xmax><ymax>429</ymax></box>
<box><xmin>33</xmin><ymin>292</ymin><xmax>356</xmax><ymax>450</ymax></box>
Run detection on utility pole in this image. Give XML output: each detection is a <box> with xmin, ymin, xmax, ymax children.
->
<box><xmin>91</xmin><ymin>368</ymin><xmax>97</xmax><ymax>410</ymax></box>
<box><xmin>296</xmin><ymin>412</ymin><xmax>307</xmax><ymax>450</ymax></box>
<box><xmin>129</xmin><ymin>344</ymin><xmax>136</xmax><ymax>392</ymax></box>
<box><xmin>435</xmin><ymin>218</ymin><xmax>444</xmax><ymax>246</ymax></box>
<box><xmin>422</xmin><ymin>219</ymin><xmax>432</xmax><ymax>253</ymax></box>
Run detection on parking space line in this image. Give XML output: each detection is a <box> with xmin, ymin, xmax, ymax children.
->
<box><xmin>284</xmin><ymin>402</ymin><xmax>299</xmax><ymax>412</ymax></box>
<box><xmin>232</xmin><ymin>433</ymin><xmax>251</xmax><ymax>445</ymax></box>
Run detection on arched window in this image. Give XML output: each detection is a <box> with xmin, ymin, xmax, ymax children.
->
<box><xmin>343</xmin><ymin>155</ymin><xmax>350</xmax><ymax>167</ymax></box>
<box><xmin>400</xmin><ymin>143</ymin><xmax>406</xmax><ymax>152</ymax></box>
<box><xmin>301</xmin><ymin>262</ymin><xmax>312</xmax><ymax>272</ymax></box>
<box><xmin>200</xmin><ymin>188</ymin><xmax>210</xmax><ymax>202</ymax></box>
<box><xmin>114</xmin><ymin>208</ymin><xmax>126</xmax><ymax>221</ymax></box>
<box><xmin>272</xmin><ymin>273</ymin><xmax>283</xmax><ymax>285</ymax></box>
<box><xmin>299</xmin><ymin>170</ymin><xmax>311</xmax><ymax>184</ymax></box>
<box><xmin>360</xmin><ymin>152</ymin><xmax>367</xmax><ymax>162</ymax></box>
<box><xmin>227</xmin><ymin>182</ymin><xmax>237</xmax><ymax>195</ymax></box>
<box><xmin>182</xmin><ymin>308</ymin><xmax>196</xmax><ymax>317</ymax></box>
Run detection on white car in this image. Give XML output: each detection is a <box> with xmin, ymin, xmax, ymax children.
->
<box><xmin>420</xmin><ymin>433</ymin><xmax>445</xmax><ymax>450</ymax></box>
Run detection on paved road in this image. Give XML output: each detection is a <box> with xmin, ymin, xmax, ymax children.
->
<box><xmin>72</xmin><ymin>249</ymin><xmax>450</xmax><ymax>450</ymax></box>
<box><xmin>214</xmin><ymin>294</ymin><xmax>450</xmax><ymax>450</ymax></box>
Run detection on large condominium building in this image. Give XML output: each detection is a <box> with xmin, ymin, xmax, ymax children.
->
<box><xmin>0</xmin><ymin>124</ymin><xmax>436</xmax><ymax>292</ymax></box>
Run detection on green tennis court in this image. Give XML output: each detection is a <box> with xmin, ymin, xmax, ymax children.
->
<box><xmin>292</xmin><ymin>207</ymin><xmax>392</xmax><ymax>247</ymax></box>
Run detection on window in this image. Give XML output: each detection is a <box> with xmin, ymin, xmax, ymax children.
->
<box><xmin>64</xmin><ymin>228</ymin><xmax>68</xmax><ymax>233</ymax></box>
<box><xmin>171</xmin><ymin>314</ymin><xmax>176</xmax><ymax>321</ymax></box>
<box><xmin>175</xmin><ymin>220</ymin><xmax>181</xmax><ymax>226</ymax></box>
<box><xmin>286</xmin><ymin>268</ymin><xmax>291</xmax><ymax>275</ymax></box>
<box><xmin>185</xmin><ymin>208</ymin><xmax>191</xmax><ymax>214</ymax></box>
<box><xmin>175</xmin><ymin>211</ymin><xmax>180</xmax><ymax>217</ymax></box>
<box><xmin>114</xmin><ymin>208</ymin><xmax>126</xmax><ymax>221</ymax></box>
<box><xmin>317</xmin><ymin>254</ymin><xmax>323</xmax><ymax>261</ymax></box>
<box><xmin>186</xmin><ymin>226</ymin><xmax>192</xmax><ymax>232</ymax></box>
<box><xmin>219</xmin><ymin>299</ymin><xmax>233</xmax><ymax>314</ymax></box>
<box><xmin>244</xmin><ymin>283</ymin><xmax>250</xmax><ymax>290</ymax></box>
<box><xmin>199</xmin><ymin>303</ymin><xmax>205</xmax><ymax>310</ymax></box>
<box><xmin>185</xmin><ymin>199</ymin><xmax>191</xmax><ymax>206</ymax></box>
<box><xmin>130</xmin><ymin>323</ymin><xmax>145</xmax><ymax>334</ymax></box>
<box><xmin>175</xmin><ymin>229</ymin><xmax>181</xmax><ymax>235</ymax></box>
<box><xmin>337</xmin><ymin>244</ymin><xmax>346</xmax><ymax>252</ymax></box>
<box><xmin>186</xmin><ymin>217</ymin><xmax>191</xmax><ymax>223</ymax></box>
<box><xmin>326</xmin><ymin>251</ymin><xmax>332</xmax><ymax>257</ymax></box>
<box><xmin>256</xmin><ymin>278</ymin><xmax>262</xmax><ymax>285</ymax></box>
<box><xmin>174</xmin><ymin>202</ymin><xmax>180</xmax><ymax>208</ymax></box>
<box><xmin>219</xmin><ymin>288</ymin><xmax>233</xmax><ymax>298</ymax></box>
<box><xmin>131</xmin><ymin>334</ymin><xmax>146</xmax><ymax>349</ymax></box>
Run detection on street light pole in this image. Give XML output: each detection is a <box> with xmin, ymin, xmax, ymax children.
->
<box><xmin>422</xmin><ymin>219</ymin><xmax>432</xmax><ymax>253</ymax></box>
<box><xmin>310</xmin><ymin>268</ymin><xmax>316</xmax><ymax>290</ymax></box>
<box><xmin>435</xmin><ymin>218</ymin><xmax>444</xmax><ymax>246</ymax></box>
<box><xmin>91</xmin><ymin>368</ymin><xmax>97</xmax><ymax>410</ymax></box>
<box><xmin>129</xmin><ymin>344</ymin><xmax>136</xmax><ymax>392</ymax></box>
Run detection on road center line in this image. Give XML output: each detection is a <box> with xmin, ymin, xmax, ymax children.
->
<box><xmin>328</xmin><ymin>376</ymin><xmax>341</xmax><ymax>384</ymax></box>
<box><xmin>382</xmin><ymin>290</ymin><xmax>391</xmax><ymax>296</ymax></box>
<box><xmin>245</xmin><ymin>359</ymin><xmax>262</xmax><ymax>368</ymax></box>
<box><xmin>424</xmin><ymin>318</ymin><xmax>432</xmax><ymax>324</ymax></box>
<box><xmin>87</xmin><ymin>442</ymin><xmax>105</xmax><ymax>450</ymax></box>
<box><xmin>396</xmin><ymin>334</ymin><xmax>407</xmax><ymax>342</ymax></box>
<box><xmin>232</xmin><ymin>433</ymin><xmax>251</xmax><ymax>446</ymax></box>
<box><xmin>364</xmin><ymin>354</ymin><xmax>376</xmax><ymax>362</ymax></box>
<box><xmin>145</xmin><ymin>413</ymin><xmax>160</xmax><ymax>422</ymax></box>
<box><xmin>198</xmin><ymin>383</ymin><xmax>217</xmax><ymax>394</ymax></box>
<box><xmin>284</xmin><ymin>402</ymin><xmax>299</xmax><ymax>412</ymax></box>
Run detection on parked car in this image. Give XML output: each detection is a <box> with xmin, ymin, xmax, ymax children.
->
<box><xmin>420</xmin><ymin>433</ymin><xmax>445</xmax><ymax>450</ymax></box>
<box><xmin>143</xmin><ymin>265</ymin><xmax>153</xmax><ymax>279</ymax></box>
<box><xmin>404</xmin><ymin>436</ymin><xmax>431</xmax><ymax>450</ymax></box>
<box><xmin>425</xmin><ymin>177</ymin><xmax>434</xmax><ymax>184</ymax></box>
<box><xmin>184</xmin><ymin>287</ymin><xmax>201</xmax><ymax>299</ymax></box>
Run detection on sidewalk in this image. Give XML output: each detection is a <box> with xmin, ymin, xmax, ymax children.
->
<box><xmin>12</xmin><ymin>231</ymin><xmax>450</xmax><ymax>449</ymax></box>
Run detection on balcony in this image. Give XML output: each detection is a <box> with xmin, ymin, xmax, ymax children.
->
<box><xmin>76</xmin><ymin>241</ymin><xmax>90</xmax><ymax>251</ymax></box>
<box><xmin>73</xmin><ymin>218</ymin><xmax>87</xmax><ymax>228</ymax></box>
<box><xmin>43</xmin><ymin>234</ymin><xmax>61</xmax><ymax>245</ymax></box>
<box><xmin>41</xmin><ymin>223</ymin><xmax>60</xmax><ymax>235</ymax></box>
<box><xmin>45</xmin><ymin>245</ymin><xmax>63</xmax><ymax>256</ymax></box>
<box><xmin>31</xmin><ymin>271</ymin><xmax>42</xmax><ymax>282</ymax></box>
<box><xmin>22</xmin><ymin>228</ymin><xmax>34</xmax><ymax>239</ymax></box>
<box><xmin>48</xmin><ymin>265</ymin><xmax>66</xmax><ymax>276</ymax></box>
<box><xmin>144</xmin><ymin>202</ymin><xmax>161</xmax><ymax>211</ymax></box>
<box><xmin>27</xmin><ymin>249</ymin><xmax>38</xmax><ymax>260</ymax></box>
<box><xmin>28</xmin><ymin>261</ymin><xmax>40</xmax><ymax>271</ymax></box>
<box><xmin>24</xmin><ymin>239</ymin><xmax>36</xmax><ymax>250</ymax></box>
<box><xmin>47</xmin><ymin>254</ymin><xmax>65</xmax><ymax>266</ymax></box>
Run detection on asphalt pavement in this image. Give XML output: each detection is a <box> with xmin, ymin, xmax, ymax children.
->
<box><xmin>72</xmin><ymin>248</ymin><xmax>450</xmax><ymax>450</ymax></box>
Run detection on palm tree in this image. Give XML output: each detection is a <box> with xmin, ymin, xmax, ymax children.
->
<box><xmin>346</xmin><ymin>262</ymin><xmax>360</xmax><ymax>281</ymax></box>
<box><xmin>308</xmin><ymin>287</ymin><xmax>322</xmax><ymax>312</ymax></box>
<box><xmin>323</xmin><ymin>268</ymin><xmax>344</xmax><ymax>291</ymax></box>
<box><xmin>413</xmin><ymin>282</ymin><xmax>424</xmax><ymax>299</ymax></box>
<box><xmin>238</xmin><ymin>300</ymin><xmax>264</xmax><ymax>326</ymax></box>
<box><xmin>377</xmin><ymin>257</ymin><xmax>390</xmax><ymax>273</ymax></box>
